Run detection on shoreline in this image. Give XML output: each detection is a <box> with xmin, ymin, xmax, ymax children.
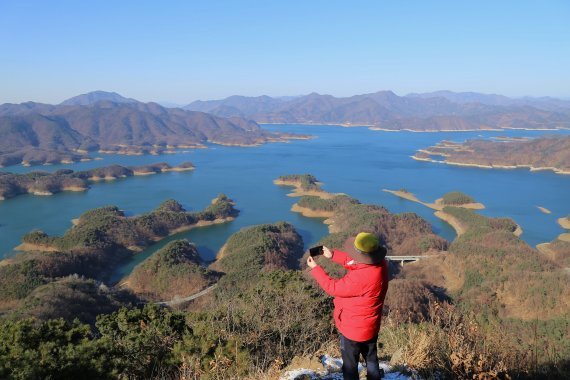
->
<box><xmin>290</xmin><ymin>204</ymin><xmax>337</xmax><ymax>233</ymax></box>
<box><xmin>434</xmin><ymin>210</ymin><xmax>467</xmax><ymax>236</ymax></box>
<box><xmin>15</xmin><ymin>242</ymin><xmax>60</xmax><ymax>252</ymax></box>
<box><xmin>411</xmin><ymin>155</ymin><xmax>570</xmax><ymax>175</ymax></box>
<box><xmin>273</xmin><ymin>178</ymin><xmax>340</xmax><ymax>233</ymax></box>
<box><xmin>16</xmin><ymin>216</ymin><xmax>236</xmax><ymax>254</ymax></box>
<box><xmin>371</xmin><ymin>127</ymin><xmax>570</xmax><ymax>133</ymax></box>
<box><xmin>558</xmin><ymin>217</ymin><xmax>570</xmax><ymax>230</ymax></box>
<box><xmin>382</xmin><ymin>188</ymin><xmax>524</xmax><ymax>239</ymax></box>
<box><xmin>0</xmin><ymin>164</ymin><xmax>195</xmax><ymax>201</ymax></box>
<box><xmin>262</xmin><ymin>122</ymin><xmax>570</xmax><ymax>133</ymax></box>
<box><xmin>382</xmin><ymin>189</ymin><xmax>485</xmax><ymax>211</ymax></box>
<box><xmin>273</xmin><ymin>179</ymin><xmax>338</xmax><ymax>199</ymax></box>
<box><xmin>165</xmin><ymin>217</ymin><xmax>236</xmax><ymax>238</ymax></box>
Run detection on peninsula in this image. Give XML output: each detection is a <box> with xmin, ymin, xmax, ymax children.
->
<box><xmin>413</xmin><ymin>136</ymin><xmax>570</xmax><ymax>175</ymax></box>
<box><xmin>383</xmin><ymin>189</ymin><xmax>522</xmax><ymax>237</ymax></box>
<box><xmin>0</xmin><ymin>162</ymin><xmax>195</xmax><ymax>200</ymax></box>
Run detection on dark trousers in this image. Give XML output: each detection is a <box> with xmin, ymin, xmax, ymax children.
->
<box><xmin>340</xmin><ymin>333</ymin><xmax>382</xmax><ymax>380</ymax></box>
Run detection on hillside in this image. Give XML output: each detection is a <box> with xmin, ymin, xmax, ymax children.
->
<box><xmin>0</xmin><ymin>195</ymin><xmax>238</xmax><ymax>314</ymax></box>
<box><xmin>0</xmin><ymin>95</ymin><xmax>309</xmax><ymax>167</ymax></box>
<box><xmin>185</xmin><ymin>90</ymin><xmax>570</xmax><ymax>131</ymax></box>
<box><xmin>0</xmin><ymin>182</ymin><xmax>569</xmax><ymax>378</ymax></box>
<box><xmin>126</xmin><ymin>240</ymin><xmax>219</xmax><ymax>302</ymax></box>
<box><xmin>414</xmin><ymin>136</ymin><xmax>570</xmax><ymax>174</ymax></box>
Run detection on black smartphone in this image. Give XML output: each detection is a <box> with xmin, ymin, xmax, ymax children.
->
<box><xmin>309</xmin><ymin>245</ymin><xmax>324</xmax><ymax>257</ymax></box>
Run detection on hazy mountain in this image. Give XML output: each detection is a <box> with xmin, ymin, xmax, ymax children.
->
<box><xmin>407</xmin><ymin>90</ymin><xmax>570</xmax><ymax>111</ymax></box>
<box><xmin>0</xmin><ymin>102</ymin><xmax>57</xmax><ymax>116</ymax></box>
<box><xmin>185</xmin><ymin>95</ymin><xmax>287</xmax><ymax>116</ymax></box>
<box><xmin>0</xmin><ymin>114</ymin><xmax>84</xmax><ymax>152</ymax></box>
<box><xmin>60</xmin><ymin>91</ymin><xmax>139</xmax><ymax>106</ymax></box>
<box><xmin>186</xmin><ymin>91</ymin><xmax>570</xmax><ymax>130</ymax></box>
<box><xmin>0</xmin><ymin>97</ymin><xmax>294</xmax><ymax>166</ymax></box>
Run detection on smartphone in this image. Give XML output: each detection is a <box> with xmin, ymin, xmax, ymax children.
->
<box><xmin>309</xmin><ymin>245</ymin><xmax>324</xmax><ymax>257</ymax></box>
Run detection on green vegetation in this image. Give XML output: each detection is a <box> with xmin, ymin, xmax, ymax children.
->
<box><xmin>128</xmin><ymin>240</ymin><xmax>219</xmax><ymax>301</ymax></box>
<box><xmin>22</xmin><ymin>195</ymin><xmax>237</xmax><ymax>251</ymax></box>
<box><xmin>319</xmin><ymin>202</ymin><xmax>447</xmax><ymax>257</ymax></box>
<box><xmin>7</xmin><ymin>276</ymin><xmax>137</xmax><ymax>325</ymax></box>
<box><xmin>432</xmin><ymin>206</ymin><xmax>568</xmax><ymax>320</ymax></box>
<box><xmin>216</xmin><ymin>222</ymin><xmax>304</xmax><ymax>278</ymax></box>
<box><xmin>0</xmin><ymin>162</ymin><xmax>193</xmax><ymax>200</ymax></box>
<box><xmin>297</xmin><ymin>194</ymin><xmax>359</xmax><ymax>212</ymax></box>
<box><xmin>0</xmin><ymin>317</ymin><xmax>112</xmax><ymax>379</ymax></box>
<box><xmin>2</xmin><ymin>176</ymin><xmax>569</xmax><ymax>378</ymax></box>
<box><xmin>0</xmin><ymin>221</ymin><xmax>334</xmax><ymax>379</ymax></box>
<box><xmin>441</xmin><ymin>191</ymin><xmax>476</xmax><ymax>205</ymax></box>
<box><xmin>0</xmin><ymin>259</ymin><xmax>44</xmax><ymax>302</ymax></box>
<box><xmin>277</xmin><ymin>174</ymin><xmax>321</xmax><ymax>191</ymax></box>
<box><xmin>1</xmin><ymin>195</ymin><xmax>237</xmax><ymax>312</ymax></box>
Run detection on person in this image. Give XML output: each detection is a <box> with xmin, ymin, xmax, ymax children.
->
<box><xmin>307</xmin><ymin>232</ymin><xmax>389</xmax><ymax>380</ymax></box>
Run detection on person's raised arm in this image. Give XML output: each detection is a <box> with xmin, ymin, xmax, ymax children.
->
<box><xmin>308</xmin><ymin>258</ymin><xmax>361</xmax><ymax>297</ymax></box>
<box><xmin>329</xmin><ymin>248</ymin><xmax>351</xmax><ymax>265</ymax></box>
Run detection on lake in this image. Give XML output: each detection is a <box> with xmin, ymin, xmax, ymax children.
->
<box><xmin>1</xmin><ymin>125</ymin><xmax>568</xmax><ymax>283</ymax></box>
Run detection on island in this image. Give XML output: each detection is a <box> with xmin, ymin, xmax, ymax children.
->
<box><xmin>0</xmin><ymin>194</ymin><xmax>238</xmax><ymax>313</ymax></box>
<box><xmin>412</xmin><ymin>136</ymin><xmax>570</xmax><ymax>175</ymax></box>
<box><xmin>274</xmin><ymin>174</ymin><xmax>337</xmax><ymax>199</ymax></box>
<box><xmin>0</xmin><ymin>162</ymin><xmax>194</xmax><ymax>200</ymax></box>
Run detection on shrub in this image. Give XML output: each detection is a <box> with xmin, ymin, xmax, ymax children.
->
<box><xmin>442</xmin><ymin>192</ymin><xmax>476</xmax><ymax>205</ymax></box>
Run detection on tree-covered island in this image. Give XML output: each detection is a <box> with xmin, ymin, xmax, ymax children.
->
<box><xmin>0</xmin><ymin>162</ymin><xmax>194</xmax><ymax>200</ymax></box>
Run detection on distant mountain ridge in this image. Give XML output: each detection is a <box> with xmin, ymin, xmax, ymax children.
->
<box><xmin>60</xmin><ymin>91</ymin><xmax>139</xmax><ymax>106</ymax></box>
<box><xmin>406</xmin><ymin>90</ymin><xmax>570</xmax><ymax>110</ymax></box>
<box><xmin>185</xmin><ymin>90</ymin><xmax>570</xmax><ymax>131</ymax></box>
<box><xmin>0</xmin><ymin>92</ymin><xmax>304</xmax><ymax>167</ymax></box>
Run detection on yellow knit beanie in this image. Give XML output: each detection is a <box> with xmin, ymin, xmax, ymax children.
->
<box><xmin>354</xmin><ymin>232</ymin><xmax>380</xmax><ymax>254</ymax></box>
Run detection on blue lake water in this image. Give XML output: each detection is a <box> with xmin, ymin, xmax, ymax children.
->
<box><xmin>1</xmin><ymin>125</ymin><xmax>569</xmax><ymax>283</ymax></box>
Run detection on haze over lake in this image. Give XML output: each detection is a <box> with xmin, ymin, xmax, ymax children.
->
<box><xmin>1</xmin><ymin>124</ymin><xmax>568</xmax><ymax>282</ymax></box>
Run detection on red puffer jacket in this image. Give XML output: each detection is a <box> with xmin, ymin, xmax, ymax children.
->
<box><xmin>310</xmin><ymin>249</ymin><xmax>389</xmax><ymax>342</ymax></box>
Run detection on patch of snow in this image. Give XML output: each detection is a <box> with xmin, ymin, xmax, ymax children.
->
<box><xmin>280</xmin><ymin>356</ymin><xmax>417</xmax><ymax>380</ymax></box>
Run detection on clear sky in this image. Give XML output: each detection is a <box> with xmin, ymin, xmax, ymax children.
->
<box><xmin>1</xmin><ymin>0</ymin><xmax>569</xmax><ymax>104</ymax></box>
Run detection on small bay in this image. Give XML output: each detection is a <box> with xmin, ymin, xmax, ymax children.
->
<box><xmin>1</xmin><ymin>125</ymin><xmax>568</xmax><ymax>283</ymax></box>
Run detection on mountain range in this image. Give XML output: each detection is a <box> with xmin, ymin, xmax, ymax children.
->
<box><xmin>0</xmin><ymin>93</ymin><xmax>300</xmax><ymax>167</ymax></box>
<box><xmin>184</xmin><ymin>90</ymin><xmax>570</xmax><ymax>131</ymax></box>
<box><xmin>2</xmin><ymin>89</ymin><xmax>569</xmax><ymax>167</ymax></box>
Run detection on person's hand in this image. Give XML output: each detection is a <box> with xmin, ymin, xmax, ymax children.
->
<box><xmin>307</xmin><ymin>256</ymin><xmax>318</xmax><ymax>269</ymax></box>
<box><xmin>323</xmin><ymin>246</ymin><xmax>332</xmax><ymax>259</ymax></box>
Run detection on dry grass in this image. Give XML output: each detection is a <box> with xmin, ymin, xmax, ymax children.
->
<box><xmin>379</xmin><ymin>302</ymin><xmax>535</xmax><ymax>379</ymax></box>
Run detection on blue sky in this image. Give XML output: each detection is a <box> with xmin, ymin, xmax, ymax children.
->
<box><xmin>1</xmin><ymin>0</ymin><xmax>569</xmax><ymax>104</ymax></box>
